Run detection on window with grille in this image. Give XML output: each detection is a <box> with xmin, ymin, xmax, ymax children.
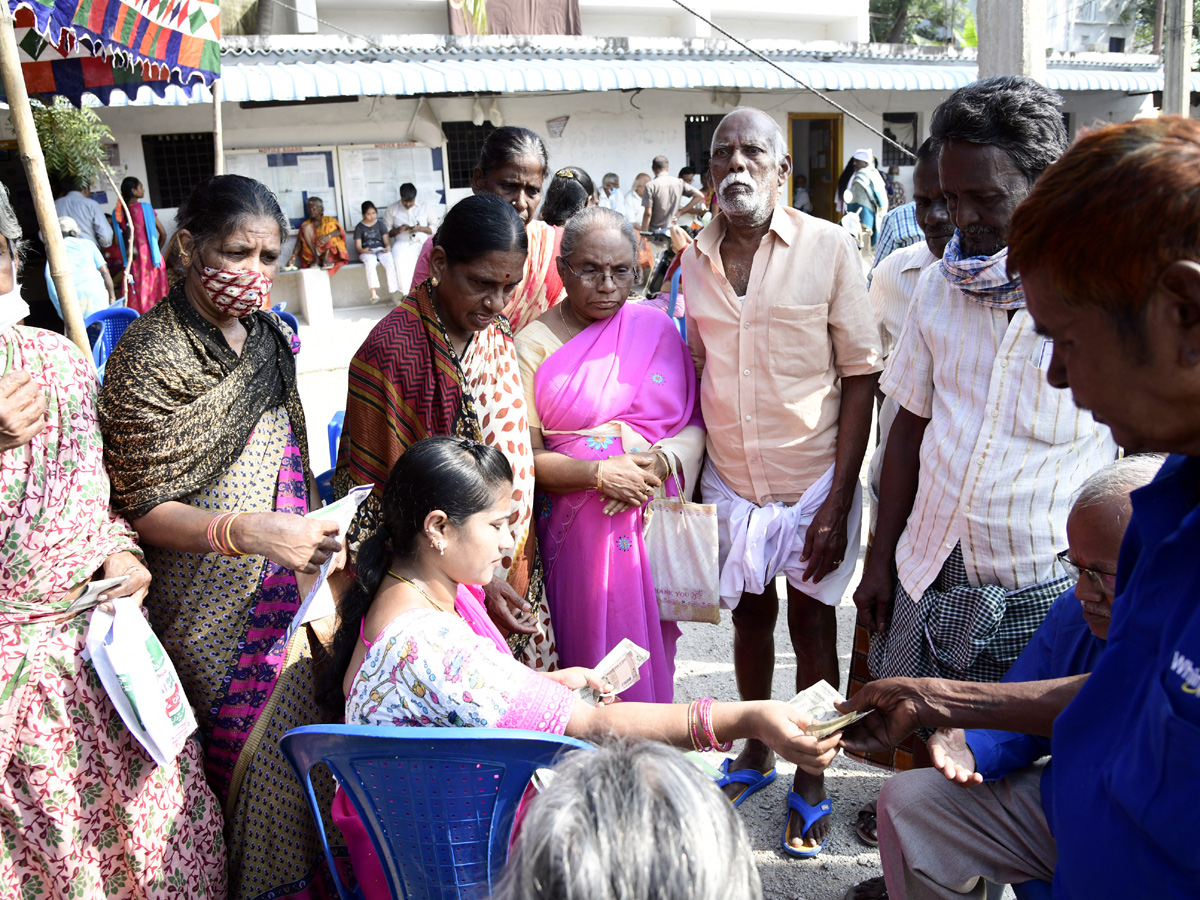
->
<box><xmin>881</xmin><ymin>113</ymin><xmax>919</xmax><ymax>168</ymax></box>
<box><xmin>443</xmin><ymin>121</ymin><xmax>497</xmax><ymax>189</ymax></box>
<box><xmin>141</xmin><ymin>133</ymin><xmax>214</xmax><ymax>209</ymax></box>
<box><xmin>684</xmin><ymin>114</ymin><xmax>724</xmax><ymax>178</ymax></box>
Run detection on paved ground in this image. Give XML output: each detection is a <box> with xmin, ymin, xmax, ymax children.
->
<box><xmin>290</xmin><ymin>301</ymin><xmax>963</xmax><ymax>900</ymax></box>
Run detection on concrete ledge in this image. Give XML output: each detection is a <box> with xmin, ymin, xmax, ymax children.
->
<box><xmin>272</xmin><ymin>262</ymin><xmax>397</xmax><ymax>321</ymax></box>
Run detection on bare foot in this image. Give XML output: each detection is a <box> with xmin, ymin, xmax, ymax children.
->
<box><xmin>843</xmin><ymin>876</ymin><xmax>888</xmax><ymax>900</ymax></box>
<box><xmin>719</xmin><ymin>740</ymin><xmax>775</xmax><ymax>804</ymax></box>
<box><xmin>783</xmin><ymin>769</ymin><xmax>831</xmax><ymax>853</ymax></box>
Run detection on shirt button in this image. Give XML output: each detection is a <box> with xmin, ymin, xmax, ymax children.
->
<box><xmin>745</xmin><ymin>414</ymin><xmax>752</xmax><ymax>421</ymax></box>
<box><xmin>750</xmin><ymin>457</ymin><xmax>757</xmax><ymax>463</ymax></box>
<box><xmin>743</xmin><ymin>369</ymin><xmax>750</xmax><ymax>376</ymax></box>
<box><xmin>963</xmin><ymin>505</ymin><xmax>971</xmax><ymax>513</ymax></box>
<box><xmin>991</xmin><ymin>409</ymin><xmax>999</xmax><ymax>418</ymax></box>
<box><xmin>945</xmin><ymin>541</ymin><xmax>954</xmax><ymax>549</ymax></box>
<box><xmin>743</xmin><ymin>322</ymin><xmax>751</xmax><ymax>329</ymax></box>
<box><xmin>1000</xmin><ymin>360</ymin><xmax>1008</xmax><ymax>368</ymax></box>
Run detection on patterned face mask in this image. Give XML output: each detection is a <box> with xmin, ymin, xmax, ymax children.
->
<box><xmin>198</xmin><ymin>265</ymin><xmax>272</xmax><ymax>318</ymax></box>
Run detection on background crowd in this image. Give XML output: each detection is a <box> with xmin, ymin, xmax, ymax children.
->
<box><xmin>2</xmin><ymin>76</ymin><xmax>1198</xmax><ymax>900</ymax></box>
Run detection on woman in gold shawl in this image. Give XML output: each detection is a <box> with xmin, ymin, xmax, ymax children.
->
<box><xmin>99</xmin><ymin>175</ymin><xmax>344</xmax><ymax>900</ymax></box>
<box><xmin>409</xmin><ymin>126</ymin><xmax>565</xmax><ymax>332</ymax></box>
<box><xmin>287</xmin><ymin>195</ymin><xmax>349</xmax><ymax>274</ymax></box>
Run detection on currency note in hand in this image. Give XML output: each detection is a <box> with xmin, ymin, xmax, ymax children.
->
<box><xmin>787</xmin><ymin>679</ymin><xmax>873</xmax><ymax>738</ymax></box>
<box><xmin>575</xmin><ymin>638</ymin><xmax>650</xmax><ymax>706</ymax></box>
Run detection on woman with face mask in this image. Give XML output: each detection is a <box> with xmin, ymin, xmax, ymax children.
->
<box><xmin>98</xmin><ymin>174</ymin><xmax>345</xmax><ymax>900</ymax></box>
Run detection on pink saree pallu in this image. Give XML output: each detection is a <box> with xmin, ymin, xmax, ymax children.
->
<box><xmin>533</xmin><ymin>302</ymin><xmax>700</xmax><ymax>702</ymax></box>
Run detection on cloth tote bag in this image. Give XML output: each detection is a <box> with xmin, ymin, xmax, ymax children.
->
<box><xmin>642</xmin><ymin>456</ymin><xmax>720</xmax><ymax>624</ymax></box>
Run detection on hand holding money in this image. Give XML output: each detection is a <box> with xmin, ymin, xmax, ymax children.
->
<box><xmin>788</xmin><ymin>679</ymin><xmax>873</xmax><ymax>739</ymax></box>
<box><xmin>575</xmin><ymin>639</ymin><xmax>650</xmax><ymax>706</ymax></box>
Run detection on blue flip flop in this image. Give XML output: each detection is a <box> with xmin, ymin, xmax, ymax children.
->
<box><xmin>781</xmin><ymin>790</ymin><xmax>833</xmax><ymax>859</ymax></box>
<box><xmin>714</xmin><ymin>758</ymin><xmax>777</xmax><ymax>807</ymax></box>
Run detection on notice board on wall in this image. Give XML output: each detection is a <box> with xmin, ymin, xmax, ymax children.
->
<box><xmin>336</xmin><ymin>143</ymin><xmax>446</xmax><ymax>228</ymax></box>
<box><xmin>225</xmin><ymin>146</ymin><xmax>342</xmax><ymax>229</ymax></box>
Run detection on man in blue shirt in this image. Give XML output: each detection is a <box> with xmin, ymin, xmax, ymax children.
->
<box><xmin>53</xmin><ymin>177</ymin><xmax>113</xmax><ymax>249</ymax></box>
<box><xmin>851</xmin><ymin>456</ymin><xmax>1161</xmax><ymax>900</ymax></box>
<box><xmin>840</xmin><ymin>116</ymin><xmax>1200</xmax><ymax>899</ymax></box>
<box><xmin>870</xmin><ymin>201</ymin><xmax>923</xmax><ymax>273</ymax></box>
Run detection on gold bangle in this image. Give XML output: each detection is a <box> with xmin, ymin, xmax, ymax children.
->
<box><xmin>224</xmin><ymin>512</ymin><xmax>246</xmax><ymax>557</ymax></box>
<box><xmin>595</xmin><ymin>459</ymin><xmax>604</xmax><ymax>492</ymax></box>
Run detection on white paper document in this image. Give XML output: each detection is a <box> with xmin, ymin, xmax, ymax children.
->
<box><xmin>575</xmin><ymin>638</ymin><xmax>650</xmax><ymax>706</ymax></box>
<box><xmin>287</xmin><ymin>484</ymin><xmax>373</xmax><ymax>640</ymax></box>
<box><xmin>84</xmin><ymin>598</ymin><xmax>198</xmax><ymax>766</ymax></box>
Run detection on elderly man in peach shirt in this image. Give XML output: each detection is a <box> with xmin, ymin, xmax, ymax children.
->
<box><xmin>682</xmin><ymin>107</ymin><xmax>882</xmax><ymax>858</ymax></box>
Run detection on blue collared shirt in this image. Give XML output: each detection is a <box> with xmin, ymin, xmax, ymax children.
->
<box><xmin>1050</xmin><ymin>453</ymin><xmax>1200</xmax><ymax>898</ymax></box>
<box><xmin>870</xmin><ymin>201</ymin><xmax>923</xmax><ymax>271</ymax></box>
<box><xmin>963</xmin><ymin>586</ymin><xmax>1105</xmax><ymax>790</ymax></box>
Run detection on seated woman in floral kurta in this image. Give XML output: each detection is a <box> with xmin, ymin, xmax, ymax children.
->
<box><xmin>321</xmin><ymin>436</ymin><xmax>841</xmax><ymax>900</ymax></box>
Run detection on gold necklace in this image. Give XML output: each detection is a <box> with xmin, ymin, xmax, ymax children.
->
<box><xmin>387</xmin><ymin>569</ymin><xmax>455</xmax><ymax>615</ymax></box>
<box><xmin>558</xmin><ymin>301</ymin><xmax>579</xmax><ymax>339</ymax></box>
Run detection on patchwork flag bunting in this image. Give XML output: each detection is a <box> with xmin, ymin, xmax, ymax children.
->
<box><xmin>3</xmin><ymin>0</ymin><xmax>220</xmax><ymax>105</ymax></box>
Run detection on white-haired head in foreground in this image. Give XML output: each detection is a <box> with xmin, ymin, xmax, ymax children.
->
<box><xmin>491</xmin><ymin>740</ymin><xmax>762</xmax><ymax>900</ymax></box>
<box><xmin>1072</xmin><ymin>453</ymin><xmax>1165</xmax><ymax>522</ymax></box>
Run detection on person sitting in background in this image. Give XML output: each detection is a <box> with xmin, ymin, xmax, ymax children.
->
<box><xmin>885</xmin><ymin>164</ymin><xmax>907</xmax><ymax>207</ymax></box>
<box><xmin>324</xmin><ymin>436</ymin><xmax>841</xmax><ymax>900</ymax></box>
<box><xmin>353</xmin><ymin>201</ymin><xmax>399</xmax><ymax>302</ymax></box>
<box><xmin>792</xmin><ymin>174</ymin><xmax>813</xmax><ymax>213</ymax></box>
<box><xmin>517</xmin><ymin>208</ymin><xmax>704</xmax><ymax>703</ymax></box>
<box><xmin>540</xmin><ymin>166</ymin><xmax>595</xmax><ymax>227</ymax></box>
<box><xmin>624</xmin><ymin>172</ymin><xmax>651</xmax><ymax>225</ymax></box>
<box><xmin>845</xmin><ymin>454</ymin><xmax>1163</xmax><ymax>900</ymax></box>
<box><xmin>287</xmin><ymin>195</ymin><xmax>349</xmax><ymax>273</ymax></box>
<box><xmin>45</xmin><ymin>215</ymin><xmax>115</xmax><ymax>318</ymax></box>
<box><xmin>115</xmin><ymin>176</ymin><xmax>168</xmax><ymax>313</ymax></box>
<box><xmin>599</xmin><ymin>172</ymin><xmax>623</xmax><ymax>211</ymax></box>
<box><xmin>409</xmin><ymin>127</ymin><xmax>565</xmax><ymax>332</ymax></box>
<box><xmin>493</xmin><ymin>741</ymin><xmax>763</xmax><ymax>900</ymax></box>
<box><xmin>0</xmin><ymin>180</ymin><xmax>224</xmax><ymax>900</ymax></box>
<box><xmin>53</xmin><ymin>176</ymin><xmax>112</xmax><ymax>249</ymax></box>
<box><xmin>383</xmin><ymin>182</ymin><xmax>433</xmax><ymax>244</ymax></box>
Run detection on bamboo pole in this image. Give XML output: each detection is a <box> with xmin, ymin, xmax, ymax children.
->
<box><xmin>101</xmin><ymin>165</ymin><xmax>134</xmax><ymax>301</ymax></box>
<box><xmin>0</xmin><ymin>5</ymin><xmax>89</xmax><ymax>353</ymax></box>
<box><xmin>213</xmin><ymin>78</ymin><xmax>224</xmax><ymax>175</ymax></box>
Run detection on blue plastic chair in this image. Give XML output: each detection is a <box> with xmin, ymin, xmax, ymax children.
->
<box><xmin>667</xmin><ymin>267</ymin><xmax>686</xmax><ymax>341</ymax></box>
<box><xmin>84</xmin><ymin>306</ymin><xmax>139</xmax><ymax>382</ymax></box>
<box><xmin>315</xmin><ymin>469</ymin><xmax>335</xmax><ymax>506</ymax></box>
<box><xmin>328</xmin><ymin>410</ymin><xmax>345</xmax><ymax>471</ymax></box>
<box><xmin>1013</xmin><ymin>880</ymin><xmax>1053</xmax><ymax>900</ymax></box>
<box><xmin>280</xmin><ymin>725</ymin><xmax>594</xmax><ymax>900</ymax></box>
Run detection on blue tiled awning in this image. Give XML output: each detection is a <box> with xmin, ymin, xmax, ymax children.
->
<box><xmin>92</xmin><ymin>55</ymin><xmax>1194</xmax><ymax>106</ymax></box>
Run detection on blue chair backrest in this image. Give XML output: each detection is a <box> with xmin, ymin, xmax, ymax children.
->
<box><xmin>328</xmin><ymin>409</ymin><xmax>345</xmax><ymax>471</ymax></box>
<box><xmin>84</xmin><ymin>306</ymin><xmax>139</xmax><ymax>382</ymax></box>
<box><xmin>315</xmin><ymin>469</ymin><xmax>335</xmax><ymax>506</ymax></box>
<box><xmin>1014</xmin><ymin>880</ymin><xmax>1053</xmax><ymax>900</ymax></box>
<box><xmin>280</xmin><ymin>725</ymin><xmax>594</xmax><ymax>900</ymax></box>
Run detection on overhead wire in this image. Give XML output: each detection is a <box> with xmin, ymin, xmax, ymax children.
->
<box><xmin>665</xmin><ymin>0</ymin><xmax>918</xmax><ymax>159</ymax></box>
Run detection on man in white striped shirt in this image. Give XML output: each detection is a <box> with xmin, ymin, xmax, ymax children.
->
<box><xmin>856</xmin><ymin>77</ymin><xmax>1117</xmax><ymax>686</ymax></box>
<box><xmin>866</xmin><ymin>137</ymin><xmax>955</xmax><ymax>534</ymax></box>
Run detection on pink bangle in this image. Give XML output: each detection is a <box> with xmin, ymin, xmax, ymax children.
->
<box><xmin>699</xmin><ymin>698</ymin><xmax>732</xmax><ymax>752</ymax></box>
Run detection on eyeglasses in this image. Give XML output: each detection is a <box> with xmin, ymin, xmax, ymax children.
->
<box><xmin>562</xmin><ymin>260</ymin><xmax>636</xmax><ymax>288</ymax></box>
<box><xmin>1055</xmin><ymin>549</ymin><xmax>1118</xmax><ymax>593</ymax></box>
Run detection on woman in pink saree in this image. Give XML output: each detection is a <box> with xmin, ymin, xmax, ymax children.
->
<box><xmin>516</xmin><ymin>208</ymin><xmax>705</xmax><ymax>702</ymax></box>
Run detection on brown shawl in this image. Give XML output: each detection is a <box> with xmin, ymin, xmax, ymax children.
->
<box><xmin>98</xmin><ymin>282</ymin><xmax>311</xmax><ymax>519</ymax></box>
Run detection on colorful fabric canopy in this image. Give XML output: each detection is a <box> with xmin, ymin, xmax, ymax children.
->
<box><xmin>4</xmin><ymin>1</ymin><xmax>219</xmax><ymax>105</ymax></box>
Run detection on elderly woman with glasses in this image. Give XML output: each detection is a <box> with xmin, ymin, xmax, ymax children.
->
<box><xmin>515</xmin><ymin>207</ymin><xmax>705</xmax><ymax>702</ymax></box>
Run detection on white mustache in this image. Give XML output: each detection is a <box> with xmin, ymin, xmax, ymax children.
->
<box><xmin>720</xmin><ymin>172</ymin><xmax>757</xmax><ymax>193</ymax></box>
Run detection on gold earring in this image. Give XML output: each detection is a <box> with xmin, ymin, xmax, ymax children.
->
<box><xmin>181</xmin><ymin>253</ymin><xmax>191</xmax><ymax>266</ymax></box>
<box><xmin>430</xmin><ymin>276</ymin><xmax>439</xmax><ymax>287</ymax></box>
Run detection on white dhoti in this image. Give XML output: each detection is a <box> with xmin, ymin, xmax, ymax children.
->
<box><xmin>701</xmin><ymin>460</ymin><xmax>862</xmax><ymax>609</ymax></box>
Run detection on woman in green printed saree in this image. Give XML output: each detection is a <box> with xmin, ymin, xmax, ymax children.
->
<box><xmin>0</xmin><ymin>180</ymin><xmax>224</xmax><ymax>900</ymax></box>
<box><xmin>99</xmin><ymin>175</ymin><xmax>344</xmax><ymax>900</ymax></box>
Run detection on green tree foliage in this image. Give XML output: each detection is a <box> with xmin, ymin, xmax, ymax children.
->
<box><xmin>1125</xmin><ymin>0</ymin><xmax>1199</xmax><ymax>62</ymax></box>
<box><xmin>870</xmin><ymin>0</ymin><xmax>974</xmax><ymax>45</ymax></box>
<box><xmin>23</xmin><ymin>96</ymin><xmax>114</xmax><ymax>188</ymax></box>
